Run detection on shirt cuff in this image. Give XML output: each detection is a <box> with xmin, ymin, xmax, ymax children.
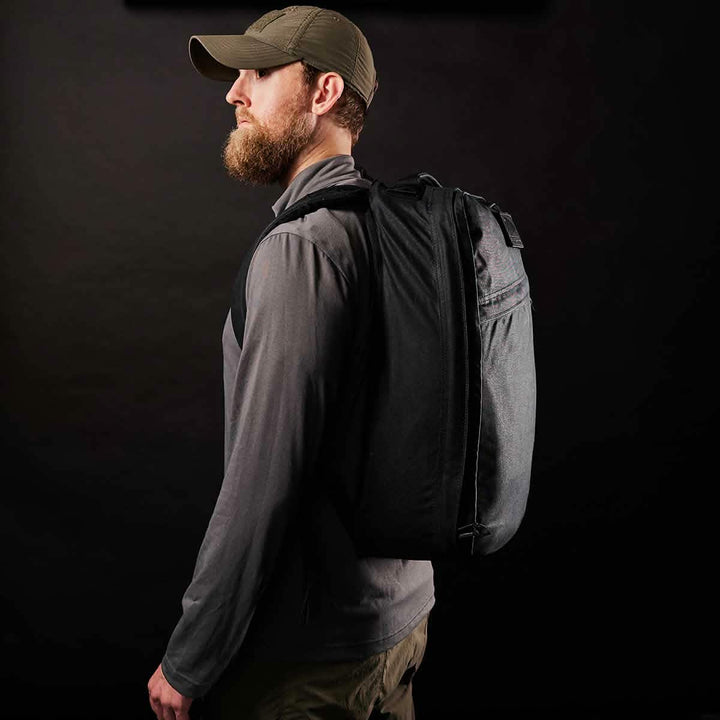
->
<box><xmin>161</xmin><ymin>655</ymin><xmax>209</xmax><ymax>699</ymax></box>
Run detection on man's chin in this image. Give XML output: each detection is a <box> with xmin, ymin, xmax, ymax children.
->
<box><xmin>222</xmin><ymin>133</ymin><xmax>272</xmax><ymax>185</ymax></box>
<box><xmin>221</xmin><ymin>107</ymin><xmax>313</xmax><ymax>186</ymax></box>
<box><xmin>223</xmin><ymin>139</ymin><xmax>298</xmax><ymax>186</ymax></box>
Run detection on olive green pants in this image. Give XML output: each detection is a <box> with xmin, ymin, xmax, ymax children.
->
<box><xmin>197</xmin><ymin>615</ymin><xmax>429</xmax><ymax>720</ymax></box>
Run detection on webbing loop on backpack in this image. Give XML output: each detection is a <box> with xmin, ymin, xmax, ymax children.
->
<box><xmin>489</xmin><ymin>202</ymin><xmax>524</xmax><ymax>248</ymax></box>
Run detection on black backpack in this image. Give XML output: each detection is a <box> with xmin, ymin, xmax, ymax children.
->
<box><xmin>231</xmin><ymin>172</ymin><xmax>536</xmax><ymax>560</ymax></box>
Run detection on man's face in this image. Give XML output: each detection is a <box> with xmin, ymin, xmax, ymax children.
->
<box><xmin>222</xmin><ymin>61</ymin><xmax>315</xmax><ymax>185</ymax></box>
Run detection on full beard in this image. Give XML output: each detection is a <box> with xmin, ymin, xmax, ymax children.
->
<box><xmin>222</xmin><ymin>94</ymin><xmax>314</xmax><ymax>185</ymax></box>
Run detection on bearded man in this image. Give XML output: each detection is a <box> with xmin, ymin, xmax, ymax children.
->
<box><xmin>147</xmin><ymin>7</ymin><xmax>434</xmax><ymax>720</ymax></box>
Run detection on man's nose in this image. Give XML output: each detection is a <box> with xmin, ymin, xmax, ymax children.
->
<box><xmin>226</xmin><ymin>72</ymin><xmax>250</xmax><ymax>106</ymax></box>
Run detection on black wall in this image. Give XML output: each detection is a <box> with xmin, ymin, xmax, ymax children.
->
<box><xmin>1</xmin><ymin>2</ymin><xmax>716</xmax><ymax>718</ymax></box>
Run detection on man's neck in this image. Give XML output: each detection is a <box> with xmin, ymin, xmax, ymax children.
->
<box><xmin>281</xmin><ymin>133</ymin><xmax>352</xmax><ymax>188</ymax></box>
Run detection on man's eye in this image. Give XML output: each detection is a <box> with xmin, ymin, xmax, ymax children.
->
<box><xmin>256</xmin><ymin>68</ymin><xmax>269</xmax><ymax>78</ymax></box>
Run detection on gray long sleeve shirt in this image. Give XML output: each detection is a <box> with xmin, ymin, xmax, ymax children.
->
<box><xmin>161</xmin><ymin>154</ymin><xmax>435</xmax><ymax>699</ymax></box>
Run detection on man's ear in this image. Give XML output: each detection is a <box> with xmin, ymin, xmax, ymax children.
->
<box><xmin>310</xmin><ymin>71</ymin><xmax>344</xmax><ymax>117</ymax></box>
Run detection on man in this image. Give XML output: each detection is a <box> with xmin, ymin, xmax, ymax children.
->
<box><xmin>148</xmin><ymin>6</ymin><xmax>434</xmax><ymax>719</ymax></box>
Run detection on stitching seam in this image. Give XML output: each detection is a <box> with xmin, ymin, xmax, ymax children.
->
<box><xmin>287</xmin><ymin>7</ymin><xmax>322</xmax><ymax>52</ymax></box>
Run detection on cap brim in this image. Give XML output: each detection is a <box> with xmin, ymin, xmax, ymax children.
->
<box><xmin>189</xmin><ymin>35</ymin><xmax>299</xmax><ymax>81</ymax></box>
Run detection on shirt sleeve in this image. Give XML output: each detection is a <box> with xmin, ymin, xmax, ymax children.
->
<box><xmin>160</xmin><ymin>232</ymin><xmax>354</xmax><ymax>698</ymax></box>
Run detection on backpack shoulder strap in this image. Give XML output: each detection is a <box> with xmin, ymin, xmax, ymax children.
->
<box><xmin>230</xmin><ymin>183</ymin><xmax>370</xmax><ymax>347</ymax></box>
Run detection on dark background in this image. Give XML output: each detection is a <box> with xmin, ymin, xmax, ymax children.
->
<box><xmin>1</xmin><ymin>1</ymin><xmax>717</xmax><ymax>718</ymax></box>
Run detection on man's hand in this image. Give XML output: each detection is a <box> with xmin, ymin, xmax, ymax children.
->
<box><xmin>147</xmin><ymin>664</ymin><xmax>193</xmax><ymax>720</ymax></box>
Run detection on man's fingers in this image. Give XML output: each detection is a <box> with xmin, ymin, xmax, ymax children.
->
<box><xmin>148</xmin><ymin>669</ymin><xmax>166</xmax><ymax>720</ymax></box>
<box><xmin>161</xmin><ymin>702</ymin><xmax>177</xmax><ymax>720</ymax></box>
<box><xmin>175</xmin><ymin>706</ymin><xmax>192</xmax><ymax>720</ymax></box>
<box><xmin>149</xmin><ymin>688</ymin><xmax>168</xmax><ymax>720</ymax></box>
<box><xmin>147</xmin><ymin>663</ymin><xmax>192</xmax><ymax>720</ymax></box>
<box><xmin>148</xmin><ymin>693</ymin><xmax>163</xmax><ymax>720</ymax></box>
<box><xmin>172</xmin><ymin>695</ymin><xmax>193</xmax><ymax>720</ymax></box>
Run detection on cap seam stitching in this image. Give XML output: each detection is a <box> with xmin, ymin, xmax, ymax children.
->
<box><xmin>243</xmin><ymin>32</ymin><xmax>295</xmax><ymax>58</ymax></box>
<box><xmin>248</xmin><ymin>9</ymin><xmax>283</xmax><ymax>34</ymax></box>
<box><xmin>287</xmin><ymin>7</ymin><xmax>322</xmax><ymax>53</ymax></box>
<box><xmin>351</xmin><ymin>25</ymin><xmax>361</xmax><ymax>94</ymax></box>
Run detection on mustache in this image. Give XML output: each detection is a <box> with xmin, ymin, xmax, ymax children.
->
<box><xmin>235</xmin><ymin>110</ymin><xmax>255</xmax><ymax>124</ymax></box>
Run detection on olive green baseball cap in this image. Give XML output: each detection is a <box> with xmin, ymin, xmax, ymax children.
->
<box><xmin>189</xmin><ymin>5</ymin><xmax>378</xmax><ymax>107</ymax></box>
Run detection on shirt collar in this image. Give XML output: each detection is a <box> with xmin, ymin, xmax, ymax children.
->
<box><xmin>271</xmin><ymin>154</ymin><xmax>367</xmax><ymax>217</ymax></box>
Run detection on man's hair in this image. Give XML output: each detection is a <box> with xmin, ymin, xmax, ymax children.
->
<box><xmin>301</xmin><ymin>61</ymin><xmax>369</xmax><ymax>147</ymax></box>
